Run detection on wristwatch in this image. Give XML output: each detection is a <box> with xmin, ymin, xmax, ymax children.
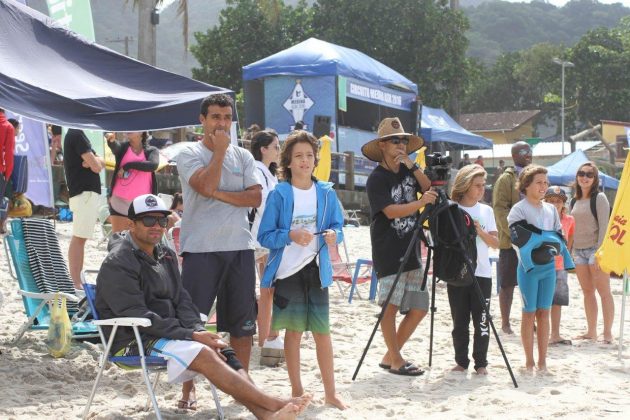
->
<box><xmin>410</xmin><ymin>163</ymin><xmax>421</xmax><ymax>173</ymax></box>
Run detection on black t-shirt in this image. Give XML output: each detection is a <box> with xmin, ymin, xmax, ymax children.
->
<box><xmin>366</xmin><ymin>164</ymin><xmax>423</xmax><ymax>278</ymax></box>
<box><xmin>63</xmin><ymin>129</ymin><xmax>101</xmax><ymax>197</ymax></box>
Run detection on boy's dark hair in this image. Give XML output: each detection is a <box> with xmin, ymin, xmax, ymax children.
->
<box><xmin>8</xmin><ymin>118</ymin><xmax>19</xmax><ymax>129</ymax></box>
<box><xmin>200</xmin><ymin>94</ymin><xmax>233</xmax><ymax>117</ymax></box>
<box><xmin>294</xmin><ymin>120</ymin><xmax>304</xmax><ymax>130</ymax></box>
<box><xmin>51</xmin><ymin>125</ymin><xmax>62</xmax><ymax>136</ymax></box>
<box><xmin>251</xmin><ymin>129</ymin><xmax>278</xmax><ymax>161</ymax></box>
<box><xmin>280</xmin><ymin>130</ymin><xmax>318</xmax><ymax>180</ymax></box>
<box><xmin>170</xmin><ymin>192</ymin><xmax>183</xmax><ymax>210</ymax></box>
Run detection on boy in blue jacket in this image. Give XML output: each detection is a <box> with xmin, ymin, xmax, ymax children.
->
<box><xmin>258</xmin><ymin>130</ymin><xmax>346</xmax><ymax>410</ymax></box>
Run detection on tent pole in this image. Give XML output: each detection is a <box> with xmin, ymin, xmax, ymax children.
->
<box><xmin>619</xmin><ymin>270</ymin><xmax>628</xmax><ymax>360</ymax></box>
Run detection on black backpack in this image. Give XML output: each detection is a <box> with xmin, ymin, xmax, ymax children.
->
<box><xmin>427</xmin><ymin>201</ymin><xmax>478</xmax><ymax>287</ymax></box>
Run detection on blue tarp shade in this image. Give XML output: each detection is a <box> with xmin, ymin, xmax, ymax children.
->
<box><xmin>547</xmin><ymin>149</ymin><xmax>619</xmax><ymax>190</ymax></box>
<box><xmin>420</xmin><ymin>106</ymin><xmax>492</xmax><ymax>149</ymax></box>
<box><xmin>242</xmin><ymin>38</ymin><xmax>418</xmax><ymax>94</ymax></box>
<box><xmin>0</xmin><ymin>0</ymin><xmax>230</xmax><ymax>131</ymax></box>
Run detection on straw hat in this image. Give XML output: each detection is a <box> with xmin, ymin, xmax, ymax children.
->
<box><xmin>361</xmin><ymin>117</ymin><xmax>424</xmax><ymax>162</ymax></box>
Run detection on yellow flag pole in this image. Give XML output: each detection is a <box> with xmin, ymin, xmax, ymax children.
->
<box><xmin>620</xmin><ymin>270</ymin><xmax>628</xmax><ymax>360</ymax></box>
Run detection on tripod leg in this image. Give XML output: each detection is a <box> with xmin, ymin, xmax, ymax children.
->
<box><xmin>439</xmin><ymin>194</ymin><xmax>519</xmax><ymax>388</ymax></box>
<box><xmin>353</xmin><ymin>219</ymin><xmax>426</xmax><ymax>381</ymax></box>
<box><xmin>428</xmin><ymin>269</ymin><xmax>437</xmax><ymax>367</ymax></box>
<box><xmin>470</xmin><ymin>266</ymin><xmax>519</xmax><ymax>388</ymax></box>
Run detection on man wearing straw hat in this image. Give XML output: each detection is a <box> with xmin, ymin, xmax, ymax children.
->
<box><xmin>362</xmin><ymin>117</ymin><xmax>438</xmax><ymax>376</ymax></box>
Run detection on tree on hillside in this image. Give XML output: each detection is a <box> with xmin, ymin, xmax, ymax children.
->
<box><xmin>570</xmin><ymin>17</ymin><xmax>630</xmax><ymax>124</ymax></box>
<box><xmin>461</xmin><ymin>52</ymin><xmax>522</xmax><ymax>112</ymax></box>
<box><xmin>465</xmin><ymin>0</ymin><xmax>629</xmax><ymax>64</ymax></box>
<box><xmin>190</xmin><ymin>0</ymin><xmax>313</xmax><ymax>91</ymax></box>
<box><xmin>462</xmin><ymin>42</ymin><xmax>576</xmax><ymax>118</ymax></box>
<box><xmin>312</xmin><ymin>0</ymin><xmax>469</xmax><ymax>109</ymax></box>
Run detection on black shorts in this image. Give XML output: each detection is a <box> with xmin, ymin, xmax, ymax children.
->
<box><xmin>498</xmin><ymin>248</ymin><xmax>519</xmax><ymax>289</ymax></box>
<box><xmin>181</xmin><ymin>250</ymin><xmax>257</xmax><ymax>337</ymax></box>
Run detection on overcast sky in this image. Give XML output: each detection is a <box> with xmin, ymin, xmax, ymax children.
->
<box><xmin>506</xmin><ymin>0</ymin><xmax>630</xmax><ymax>6</ymax></box>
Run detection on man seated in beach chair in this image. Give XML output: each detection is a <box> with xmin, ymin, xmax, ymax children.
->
<box><xmin>95</xmin><ymin>194</ymin><xmax>311</xmax><ymax>419</ymax></box>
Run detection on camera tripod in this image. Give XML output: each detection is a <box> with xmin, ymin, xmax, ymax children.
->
<box><xmin>352</xmin><ymin>189</ymin><xmax>518</xmax><ymax>388</ymax></box>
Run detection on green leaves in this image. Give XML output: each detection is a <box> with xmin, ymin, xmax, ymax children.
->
<box><xmin>190</xmin><ymin>0</ymin><xmax>467</xmax><ymax>111</ymax></box>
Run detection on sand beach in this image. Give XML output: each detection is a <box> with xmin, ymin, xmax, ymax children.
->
<box><xmin>1</xmin><ymin>223</ymin><xmax>629</xmax><ymax>419</ymax></box>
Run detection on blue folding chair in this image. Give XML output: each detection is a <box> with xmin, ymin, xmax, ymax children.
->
<box><xmin>81</xmin><ymin>283</ymin><xmax>224</xmax><ymax>420</ymax></box>
<box><xmin>3</xmin><ymin>218</ymin><xmax>97</xmax><ymax>343</ymax></box>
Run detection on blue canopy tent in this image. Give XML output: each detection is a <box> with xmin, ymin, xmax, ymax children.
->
<box><xmin>420</xmin><ymin>106</ymin><xmax>492</xmax><ymax>149</ymax></box>
<box><xmin>242</xmin><ymin>38</ymin><xmax>419</xmax><ymax>156</ymax></box>
<box><xmin>0</xmin><ymin>0</ymin><xmax>231</xmax><ymax>131</ymax></box>
<box><xmin>547</xmin><ymin>149</ymin><xmax>619</xmax><ymax>190</ymax></box>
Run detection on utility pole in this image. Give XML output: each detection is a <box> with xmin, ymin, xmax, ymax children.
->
<box><xmin>552</xmin><ymin>58</ymin><xmax>575</xmax><ymax>158</ymax></box>
<box><xmin>105</xmin><ymin>36</ymin><xmax>134</xmax><ymax>56</ymax></box>
<box><xmin>137</xmin><ymin>0</ymin><xmax>158</xmax><ymax>66</ymax></box>
<box><xmin>450</xmin><ymin>0</ymin><xmax>461</xmax><ymax>121</ymax></box>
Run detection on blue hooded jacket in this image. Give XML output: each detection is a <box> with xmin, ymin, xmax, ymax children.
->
<box><xmin>257</xmin><ymin>180</ymin><xmax>344</xmax><ymax>288</ymax></box>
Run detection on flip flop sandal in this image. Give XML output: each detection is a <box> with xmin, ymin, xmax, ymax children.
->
<box><xmin>379</xmin><ymin>360</ymin><xmax>413</xmax><ymax>370</ymax></box>
<box><xmin>389</xmin><ymin>363</ymin><xmax>424</xmax><ymax>376</ymax></box>
<box><xmin>177</xmin><ymin>399</ymin><xmax>198</xmax><ymax>411</ymax></box>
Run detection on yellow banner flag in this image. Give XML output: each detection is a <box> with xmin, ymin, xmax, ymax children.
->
<box><xmin>415</xmin><ymin>146</ymin><xmax>427</xmax><ymax>169</ymax></box>
<box><xmin>313</xmin><ymin>135</ymin><xmax>333</xmax><ymax>182</ymax></box>
<box><xmin>595</xmin><ymin>152</ymin><xmax>629</xmax><ymax>275</ymax></box>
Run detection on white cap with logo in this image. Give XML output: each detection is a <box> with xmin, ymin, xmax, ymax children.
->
<box><xmin>128</xmin><ymin>194</ymin><xmax>171</xmax><ymax>219</ymax></box>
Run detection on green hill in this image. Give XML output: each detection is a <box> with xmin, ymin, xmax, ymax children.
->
<box><xmin>464</xmin><ymin>0</ymin><xmax>630</xmax><ymax>63</ymax></box>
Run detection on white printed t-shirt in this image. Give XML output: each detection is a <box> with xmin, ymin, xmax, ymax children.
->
<box><xmin>275</xmin><ymin>183</ymin><xmax>318</xmax><ymax>280</ymax></box>
<box><xmin>458</xmin><ymin>202</ymin><xmax>497</xmax><ymax>278</ymax></box>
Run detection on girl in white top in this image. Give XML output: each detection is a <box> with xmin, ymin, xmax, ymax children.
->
<box><xmin>250</xmin><ymin>130</ymin><xmax>282</xmax><ymax>353</ymax></box>
<box><xmin>449</xmin><ymin>164</ymin><xmax>499</xmax><ymax>375</ymax></box>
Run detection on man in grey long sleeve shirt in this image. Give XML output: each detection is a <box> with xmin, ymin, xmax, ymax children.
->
<box><xmin>96</xmin><ymin>194</ymin><xmax>310</xmax><ymax>418</ymax></box>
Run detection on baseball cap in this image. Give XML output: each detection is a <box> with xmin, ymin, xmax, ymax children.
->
<box><xmin>128</xmin><ymin>194</ymin><xmax>171</xmax><ymax>219</ymax></box>
<box><xmin>544</xmin><ymin>186</ymin><xmax>567</xmax><ymax>202</ymax></box>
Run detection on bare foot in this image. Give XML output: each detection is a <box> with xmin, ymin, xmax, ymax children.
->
<box><xmin>269</xmin><ymin>403</ymin><xmax>299</xmax><ymax>420</ymax></box>
<box><xmin>288</xmin><ymin>393</ymin><xmax>312</xmax><ymax>415</ymax></box>
<box><xmin>537</xmin><ymin>363</ymin><xmax>547</xmax><ymax>372</ymax></box>
<box><xmin>325</xmin><ymin>394</ymin><xmax>347</xmax><ymax>410</ymax></box>
<box><xmin>518</xmin><ymin>366</ymin><xmax>535</xmax><ymax>375</ymax></box>
<box><xmin>575</xmin><ymin>333</ymin><xmax>596</xmax><ymax>340</ymax></box>
<box><xmin>502</xmin><ymin>326</ymin><xmax>514</xmax><ymax>335</ymax></box>
<box><xmin>291</xmin><ymin>386</ymin><xmax>305</xmax><ymax>398</ymax></box>
<box><xmin>475</xmin><ymin>367</ymin><xmax>488</xmax><ymax>375</ymax></box>
<box><xmin>451</xmin><ymin>365</ymin><xmax>466</xmax><ymax>372</ymax></box>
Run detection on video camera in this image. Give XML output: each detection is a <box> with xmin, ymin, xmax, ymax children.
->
<box><xmin>424</xmin><ymin>152</ymin><xmax>452</xmax><ymax>188</ymax></box>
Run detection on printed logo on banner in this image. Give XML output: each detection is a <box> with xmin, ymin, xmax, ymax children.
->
<box><xmin>283</xmin><ymin>79</ymin><xmax>314</xmax><ymax>129</ymax></box>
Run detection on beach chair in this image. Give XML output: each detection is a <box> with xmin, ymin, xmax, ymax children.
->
<box><xmin>339</xmin><ymin>201</ymin><xmax>361</xmax><ymax>227</ymax></box>
<box><xmin>330</xmin><ymin>239</ymin><xmax>377</xmax><ymax>303</ymax></box>
<box><xmin>3</xmin><ymin>218</ymin><xmax>98</xmax><ymax>343</ymax></box>
<box><xmin>81</xmin><ymin>282</ymin><xmax>224</xmax><ymax>420</ymax></box>
<box><xmin>96</xmin><ymin>202</ymin><xmax>112</xmax><ymax>243</ymax></box>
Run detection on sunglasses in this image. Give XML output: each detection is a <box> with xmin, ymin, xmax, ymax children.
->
<box><xmin>137</xmin><ymin>215</ymin><xmax>168</xmax><ymax>228</ymax></box>
<box><xmin>577</xmin><ymin>170</ymin><xmax>595</xmax><ymax>179</ymax></box>
<box><xmin>516</xmin><ymin>149</ymin><xmax>532</xmax><ymax>156</ymax></box>
<box><xmin>387</xmin><ymin>137</ymin><xmax>410</xmax><ymax>146</ymax></box>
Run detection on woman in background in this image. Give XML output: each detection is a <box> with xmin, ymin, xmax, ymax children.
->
<box><xmin>250</xmin><ymin>129</ymin><xmax>282</xmax><ymax>364</ymax></box>
<box><xmin>570</xmin><ymin>162</ymin><xmax>613</xmax><ymax>343</ymax></box>
<box><xmin>106</xmin><ymin>132</ymin><xmax>159</xmax><ymax>232</ymax></box>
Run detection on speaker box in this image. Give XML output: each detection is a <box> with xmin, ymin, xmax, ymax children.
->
<box><xmin>313</xmin><ymin>115</ymin><xmax>331</xmax><ymax>138</ymax></box>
